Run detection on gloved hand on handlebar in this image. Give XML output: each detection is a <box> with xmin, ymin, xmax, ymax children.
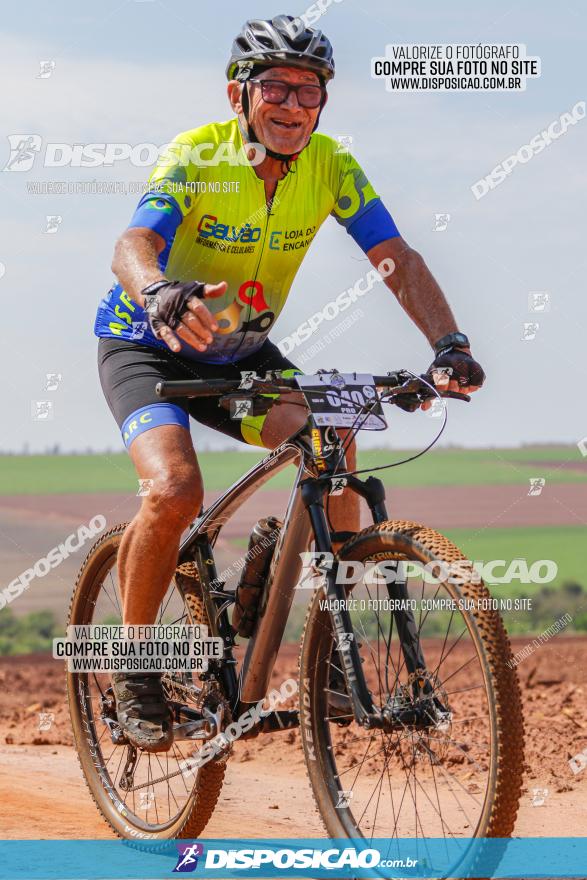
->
<box><xmin>141</xmin><ymin>279</ymin><xmax>225</xmax><ymax>354</ymax></box>
<box><xmin>423</xmin><ymin>343</ymin><xmax>485</xmax><ymax>410</ymax></box>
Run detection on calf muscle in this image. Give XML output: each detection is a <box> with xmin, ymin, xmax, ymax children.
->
<box><xmin>118</xmin><ymin>425</ymin><xmax>203</xmax><ymax>624</ymax></box>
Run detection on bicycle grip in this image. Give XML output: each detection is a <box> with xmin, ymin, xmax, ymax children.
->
<box><xmin>156</xmin><ymin>379</ymin><xmax>234</xmax><ymax>398</ymax></box>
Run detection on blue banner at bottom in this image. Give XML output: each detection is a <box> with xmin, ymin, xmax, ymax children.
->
<box><xmin>0</xmin><ymin>838</ymin><xmax>584</xmax><ymax>879</ymax></box>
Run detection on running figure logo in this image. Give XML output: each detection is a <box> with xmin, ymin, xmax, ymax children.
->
<box><xmin>230</xmin><ymin>399</ymin><xmax>252</xmax><ymax>419</ymax></box>
<box><xmin>173</xmin><ymin>843</ymin><xmax>204</xmax><ymax>872</ymax></box>
<box><xmin>4</xmin><ymin>134</ymin><xmax>42</xmax><ymax>171</ymax></box>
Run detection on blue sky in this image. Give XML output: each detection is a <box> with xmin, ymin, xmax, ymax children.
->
<box><xmin>0</xmin><ymin>0</ymin><xmax>585</xmax><ymax>452</ymax></box>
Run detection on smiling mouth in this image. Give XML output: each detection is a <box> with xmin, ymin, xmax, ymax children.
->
<box><xmin>270</xmin><ymin>118</ymin><xmax>302</xmax><ymax>130</ymax></box>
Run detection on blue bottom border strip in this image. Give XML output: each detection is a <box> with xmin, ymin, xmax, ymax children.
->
<box><xmin>0</xmin><ymin>838</ymin><xmax>585</xmax><ymax>879</ymax></box>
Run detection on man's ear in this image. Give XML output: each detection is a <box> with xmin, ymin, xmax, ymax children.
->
<box><xmin>227</xmin><ymin>80</ymin><xmax>243</xmax><ymax>114</ymax></box>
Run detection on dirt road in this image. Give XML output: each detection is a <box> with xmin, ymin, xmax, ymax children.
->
<box><xmin>0</xmin><ymin>741</ymin><xmax>584</xmax><ymax>840</ymax></box>
<box><xmin>1</xmin><ymin>640</ymin><xmax>586</xmax><ymax>839</ymax></box>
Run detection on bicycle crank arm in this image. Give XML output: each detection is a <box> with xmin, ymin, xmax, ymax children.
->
<box><xmin>173</xmin><ymin>719</ymin><xmax>211</xmax><ymax>741</ymax></box>
<box><xmin>172</xmin><ymin>703</ymin><xmax>224</xmax><ymax>741</ymax></box>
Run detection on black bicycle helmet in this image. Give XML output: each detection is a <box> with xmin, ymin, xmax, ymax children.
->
<box><xmin>226</xmin><ymin>14</ymin><xmax>335</xmax><ymax>83</ymax></box>
<box><xmin>226</xmin><ymin>16</ymin><xmax>335</xmax><ymax>166</ymax></box>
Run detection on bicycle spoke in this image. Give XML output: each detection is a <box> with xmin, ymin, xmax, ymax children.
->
<box><xmin>363</xmin><ymin>580</ymin><xmax>400</xmax><ymax>693</ymax></box>
<box><xmin>158</xmin><ymin>584</ymin><xmax>177</xmax><ymax>624</ymax></box>
<box><xmin>355</xmin><ymin>614</ymin><xmax>386</xmax><ymax>703</ymax></box>
<box><xmin>429</xmin><ymin>625</ymin><xmax>469</xmax><ymax>680</ymax></box>
<box><xmin>380</xmin><ymin>730</ymin><xmax>400</xmax><ymax>840</ymax></box>
<box><xmin>445</xmin><ymin>684</ymin><xmax>485</xmax><ymax>699</ymax></box>
<box><xmin>101</xmin><ymin>569</ymin><xmax>122</xmax><ymax>619</ymax></box>
<box><xmin>314</xmin><ymin>545</ymin><xmax>502</xmax><ymax>846</ymax></box>
<box><xmin>437</xmin><ymin>653</ymin><xmax>478</xmax><ymax>689</ymax></box>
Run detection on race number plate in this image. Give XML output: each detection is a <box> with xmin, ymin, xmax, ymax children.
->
<box><xmin>296</xmin><ymin>373</ymin><xmax>387</xmax><ymax>430</ymax></box>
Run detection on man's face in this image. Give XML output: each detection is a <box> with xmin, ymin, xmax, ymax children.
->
<box><xmin>241</xmin><ymin>66</ymin><xmax>324</xmax><ymax>155</ymax></box>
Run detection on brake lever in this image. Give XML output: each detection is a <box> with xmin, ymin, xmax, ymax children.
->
<box><xmin>437</xmin><ymin>390</ymin><xmax>471</xmax><ymax>402</ymax></box>
<box><xmin>420</xmin><ymin>372</ymin><xmax>472</xmax><ymax>403</ymax></box>
<box><xmin>382</xmin><ymin>387</ymin><xmax>470</xmax><ymax>410</ymax></box>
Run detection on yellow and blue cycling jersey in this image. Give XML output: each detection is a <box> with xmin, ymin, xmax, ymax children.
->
<box><xmin>94</xmin><ymin>118</ymin><xmax>399</xmax><ymax>364</ymax></box>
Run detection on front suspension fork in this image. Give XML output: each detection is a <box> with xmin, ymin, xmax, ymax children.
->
<box><xmin>302</xmin><ymin>475</ymin><xmax>430</xmax><ymax>727</ymax></box>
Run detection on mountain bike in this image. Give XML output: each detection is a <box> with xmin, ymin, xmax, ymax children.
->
<box><xmin>67</xmin><ymin>368</ymin><xmax>524</xmax><ymax>874</ymax></box>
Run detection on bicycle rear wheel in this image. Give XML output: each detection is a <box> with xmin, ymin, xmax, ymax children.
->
<box><xmin>66</xmin><ymin>523</ymin><xmax>227</xmax><ymax>839</ymax></box>
<box><xmin>299</xmin><ymin>521</ymin><xmax>525</xmax><ymax>873</ymax></box>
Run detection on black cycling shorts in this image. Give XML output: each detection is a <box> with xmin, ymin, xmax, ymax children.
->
<box><xmin>97</xmin><ymin>338</ymin><xmax>299</xmax><ymax>449</ymax></box>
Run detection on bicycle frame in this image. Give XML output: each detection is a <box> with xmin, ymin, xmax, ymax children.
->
<box><xmin>177</xmin><ymin>422</ymin><xmax>429</xmax><ymax>727</ymax></box>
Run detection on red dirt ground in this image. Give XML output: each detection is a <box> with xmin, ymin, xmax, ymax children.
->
<box><xmin>1</xmin><ymin>638</ymin><xmax>586</xmax><ymax>840</ymax></box>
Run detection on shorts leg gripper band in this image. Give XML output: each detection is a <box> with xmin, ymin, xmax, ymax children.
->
<box><xmin>122</xmin><ymin>403</ymin><xmax>189</xmax><ymax>448</ymax></box>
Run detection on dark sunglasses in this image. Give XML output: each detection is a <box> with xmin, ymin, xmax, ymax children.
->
<box><xmin>248</xmin><ymin>78</ymin><xmax>325</xmax><ymax>109</ymax></box>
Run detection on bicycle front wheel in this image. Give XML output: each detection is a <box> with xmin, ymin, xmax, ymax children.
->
<box><xmin>299</xmin><ymin>520</ymin><xmax>524</xmax><ymax>862</ymax></box>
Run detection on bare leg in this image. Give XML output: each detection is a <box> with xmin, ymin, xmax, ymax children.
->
<box><xmin>326</xmin><ymin>429</ymin><xmax>359</xmax><ymax>536</ymax></box>
<box><xmin>118</xmin><ymin>425</ymin><xmax>203</xmax><ymax>625</ymax></box>
<box><xmin>261</xmin><ymin>398</ymin><xmax>360</xmax><ymax>537</ymax></box>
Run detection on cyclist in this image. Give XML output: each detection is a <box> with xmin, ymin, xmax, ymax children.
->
<box><xmin>94</xmin><ymin>15</ymin><xmax>485</xmax><ymax>751</ymax></box>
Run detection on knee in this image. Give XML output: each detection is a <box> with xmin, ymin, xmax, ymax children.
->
<box><xmin>261</xmin><ymin>395</ymin><xmax>308</xmax><ymax>448</ymax></box>
<box><xmin>142</xmin><ymin>466</ymin><xmax>203</xmax><ymax>529</ymax></box>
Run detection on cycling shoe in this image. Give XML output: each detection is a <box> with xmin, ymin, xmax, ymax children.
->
<box><xmin>111</xmin><ymin>671</ymin><xmax>173</xmax><ymax>752</ymax></box>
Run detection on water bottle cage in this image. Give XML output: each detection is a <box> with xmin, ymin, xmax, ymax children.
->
<box><xmin>231</xmin><ymin>516</ymin><xmax>283</xmax><ymax>639</ymax></box>
<box><xmin>233</xmin><ymin>583</ymin><xmax>264</xmax><ymax>638</ymax></box>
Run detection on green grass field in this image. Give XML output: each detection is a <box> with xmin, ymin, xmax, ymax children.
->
<box><xmin>0</xmin><ymin>445</ymin><xmax>584</xmax><ymax>495</ymax></box>
<box><xmin>232</xmin><ymin>526</ymin><xmax>584</xmax><ymax>593</ymax></box>
<box><xmin>444</xmin><ymin>526</ymin><xmax>585</xmax><ymax>594</ymax></box>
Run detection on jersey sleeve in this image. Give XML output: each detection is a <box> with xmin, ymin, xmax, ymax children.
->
<box><xmin>330</xmin><ymin>151</ymin><xmax>400</xmax><ymax>252</ymax></box>
<box><xmin>127</xmin><ymin>135</ymin><xmax>198</xmax><ymax>243</ymax></box>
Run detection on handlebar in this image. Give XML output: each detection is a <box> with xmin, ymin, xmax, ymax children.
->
<box><xmin>156</xmin><ymin>378</ymin><xmax>249</xmax><ymax>399</ymax></box>
<box><xmin>156</xmin><ymin>370</ymin><xmax>470</xmax><ymax>406</ymax></box>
